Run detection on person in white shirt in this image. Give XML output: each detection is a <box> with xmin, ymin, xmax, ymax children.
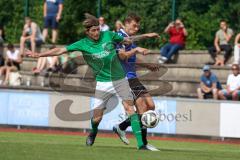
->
<box><xmin>218</xmin><ymin>64</ymin><xmax>240</xmax><ymax>100</ymax></box>
<box><xmin>99</xmin><ymin>16</ymin><xmax>109</xmax><ymax>31</ymax></box>
<box><xmin>233</xmin><ymin>33</ymin><xmax>240</xmax><ymax>65</ymax></box>
<box><xmin>0</xmin><ymin>44</ymin><xmax>22</xmax><ymax>85</ymax></box>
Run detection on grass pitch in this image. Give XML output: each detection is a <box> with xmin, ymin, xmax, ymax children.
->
<box><xmin>0</xmin><ymin>131</ymin><xmax>240</xmax><ymax>160</ymax></box>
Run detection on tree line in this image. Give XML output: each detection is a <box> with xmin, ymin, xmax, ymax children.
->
<box><xmin>1</xmin><ymin>0</ymin><xmax>240</xmax><ymax>49</ymax></box>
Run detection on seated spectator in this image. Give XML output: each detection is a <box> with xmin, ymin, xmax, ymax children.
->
<box><xmin>0</xmin><ymin>24</ymin><xmax>4</xmax><ymax>66</ymax></box>
<box><xmin>218</xmin><ymin>64</ymin><xmax>240</xmax><ymax>101</ymax></box>
<box><xmin>20</xmin><ymin>17</ymin><xmax>43</xmax><ymax>56</ymax></box>
<box><xmin>99</xmin><ymin>16</ymin><xmax>109</xmax><ymax>31</ymax></box>
<box><xmin>159</xmin><ymin>18</ymin><xmax>187</xmax><ymax>64</ymax></box>
<box><xmin>233</xmin><ymin>33</ymin><xmax>240</xmax><ymax>65</ymax></box>
<box><xmin>114</xmin><ymin>20</ymin><xmax>124</xmax><ymax>32</ymax></box>
<box><xmin>0</xmin><ymin>44</ymin><xmax>22</xmax><ymax>85</ymax></box>
<box><xmin>208</xmin><ymin>20</ymin><xmax>233</xmax><ymax>66</ymax></box>
<box><xmin>58</xmin><ymin>53</ymin><xmax>78</xmax><ymax>74</ymax></box>
<box><xmin>33</xmin><ymin>45</ymin><xmax>58</xmax><ymax>74</ymax></box>
<box><xmin>197</xmin><ymin>65</ymin><xmax>222</xmax><ymax>99</ymax></box>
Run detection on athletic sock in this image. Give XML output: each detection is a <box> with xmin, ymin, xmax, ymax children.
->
<box><xmin>130</xmin><ymin>113</ymin><xmax>144</xmax><ymax>148</ymax></box>
<box><xmin>119</xmin><ymin>117</ymin><xmax>131</xmax><ymax>131</ymax></box>
<box><xmin>141</xmin><ymin>127</ymin><xmax>148</xmax><ymax>145</ymax></box>
<box><xmin>139</xmin><ymin>114</ymin><xmax>148</xmax><ymax>145</ymax></box>
<box><xmin>91</xmin><ymin>118</ymin><xmax>99</xmax><ymax>135</ymax></box>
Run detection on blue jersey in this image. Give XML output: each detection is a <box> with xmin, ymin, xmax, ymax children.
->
<box><xmin>117</xmin><ymin>29</ymin><xmax>137</xmax><ymax>79</ymax></box>
<box><xmin>200</xmin><ymin>72</ymin><xmax>222</xmax><ymax>89</ymax></box>
<box><xmin>45</xmin><ymin>0</ymin><xmax>63</xmax><ymax>17</ymax></box>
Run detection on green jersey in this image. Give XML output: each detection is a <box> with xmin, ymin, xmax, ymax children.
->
<box><xmin>66</xmin><ymin>31</ymin><xmax>125</xmax><ymax>82</ymax></box>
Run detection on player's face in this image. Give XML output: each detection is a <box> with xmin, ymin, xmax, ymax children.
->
<box><xmin>125</xmin><ymin>20</ymin><xmax>140</xmax><ymax>36</ymax></box>
<box><xmin>86</xmin><ymin>26</ymin><xmax>100</xmax><ymax>41</ymax></box>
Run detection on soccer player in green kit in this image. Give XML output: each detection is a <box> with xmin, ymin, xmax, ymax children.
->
<box><xmin>27</xmin><ymin>13</ymin><xmax>150</xmax><ymax>150</ymax></box>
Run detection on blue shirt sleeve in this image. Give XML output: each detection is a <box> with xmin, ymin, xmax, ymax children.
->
<box><xmin>210</xmin><ymin>74</ymin><xmax>218</xmax><ymax>83</ymax></box>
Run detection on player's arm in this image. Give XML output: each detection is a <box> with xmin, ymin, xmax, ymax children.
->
<box><xmin>27</xmin><ymin>47</ymin><xmax>68</xmax><ymax>58</ymax></box>
<box><xmin>129</xmin><ymin>33</ymin><xmax>160</xmax><ymax>42</ymax></box>
<box><xmin>118</xmin><ymin>47</ymin><xmax>149</xmax><ymax>60</ymax></box>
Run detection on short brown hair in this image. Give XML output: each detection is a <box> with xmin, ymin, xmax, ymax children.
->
<box><xmin>124</xmin><ymin>13</ymin><xmax>141</xmax><ymax>24</ymax></box>
<box><xmin>82</xmin><ymin>13</ymin><xmax>99</xmax><ymax>29</ymax></box>
<box><xmin>232</xmin><ymin>64</ymin><xmax>239</xmax><ymax>70</ymax></box>
<box><xmin>7</xmin><ymin>43</ymin><xmax>14</xmax><ymax>50</ymax></box>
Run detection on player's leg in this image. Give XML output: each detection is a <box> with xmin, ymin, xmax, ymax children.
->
<box><xmin>86</xmin><ymin>81</ymin><xmax>113</xmax><ymax>146</ymax></box>
<box><xmin>86</xmin><ymin>107</ymin><xmax>105</xmax><ymax>146</ymax></box>
<box><xmin>113</xmin><ymin>78</ymin><xmax>145</xmax><ymax>149</ymax></box>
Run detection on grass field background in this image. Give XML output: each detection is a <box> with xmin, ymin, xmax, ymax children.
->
<box><xmin>0</xmin><ymin>131</ymin><xmax>240</xmax><ymax>160</ymax></box>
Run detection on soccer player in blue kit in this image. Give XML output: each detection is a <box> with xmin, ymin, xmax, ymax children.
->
<box><xmin>113</xmin><ymin>13</ymin><xmax>160</xmax><ymax>151</ymax></box>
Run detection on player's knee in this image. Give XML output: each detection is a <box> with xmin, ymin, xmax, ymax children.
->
<box><xmin>93</xmin><ymin>116</ymin><xmax>102</xmax><ymax>123</ymax></box>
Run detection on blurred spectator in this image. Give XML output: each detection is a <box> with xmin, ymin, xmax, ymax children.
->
<box><xmin>233</xmin><ymin>33</ymin><xmax>240</xmax><ymax>65</ymax></box>
<box><xmin>0</xmin><ymin>24</ymin><xmax>4</xmax><ymax>66</ymax></box>
<box><xmin>208</xmin><ymin>20</ymin><xmax>233</xmax><ymax>66</ymax></box>
<box><xmin>218</xmin><ymin>64</ymin><xmax>240</xmax><ymax>101</ymax></box>
<box><xmin>33</xmin><ymin>45</ymin><xmax>58</xmax><ymax>74</ymax></box>
<box><xmin>159</xmin><ymin>19</ymin><xmax>187</xmax><ymax>64</ymax></box>
<box><xmin>197</xmin><ymin>65</ymin><xmax>222</xmax><ymax>99</ymax></box>
<box><xmin>20</xmin><ymin>17</ymin><xmax>43</xmax><ymax>56</ymax></box>
<box><xmin>0</xmin><ymin>44</ymin><xmax>22</xmax><ymax>85</ymax></box>
<box><xmin>58</xmin><ymin>53</ymin><xmax>78</xmax><ymax>74</ymax></box>
<box><xmin>99</xmin><ymin>16</ymin><xmax>109</xmax><ymax>31</ymax></box>
<box><xmin>114</xmin><ymin>20</ymin><xmax>124</xmax><ymax>32</ymax></box>
<box><xmin>42</xmin><ymin>0</ymin><xmax>64</xmax><ymax>44</ymax></box>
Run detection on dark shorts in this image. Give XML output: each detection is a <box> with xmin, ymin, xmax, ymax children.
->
<box><xmin>128</xmin><ymin>78</ymin><xmax>148</xmax><ymax>100</ymax></box>
<box><xmin>26</xmin><ymin>39</ymin><xmax>43</xmax><ymax>47</ymax></box>
<box><xmin>202</xmin><ymin>90</ymin><xmax>213</xmax><ymax>99</ymax></box>
<box><xmin>44</xmin><ymin>16</ymin><xmax>58</xmax><ymax>29</ymax></box>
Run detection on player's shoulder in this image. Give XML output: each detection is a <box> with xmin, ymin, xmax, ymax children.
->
<box><xmin>117</xmin><ymin>29</ymin><xmax>127</xmax><ymax>37</ymax></box>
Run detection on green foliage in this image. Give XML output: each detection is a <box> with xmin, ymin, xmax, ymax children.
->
<box><xmin>1</xmin><ymin>0</ymin><xmax>240</xmax><ymax>49</ymax></box>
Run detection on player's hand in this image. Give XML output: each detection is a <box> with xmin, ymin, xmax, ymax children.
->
<box><xmin>25</xmin><ymin>49</ymin><xmax>40</xmax><ymax>58</ymax></box>
<box><xmin>135</xmin><ymin>47</ymin><xmax>148</xmax><ymax>55</ymax></box>
<box><xmin>145</xmin><ymin>63</ymin><xmax>160</xmax><ymax>72</ymax></box>
<box><xmin>146</xmin><ymin>33</ymin><xmax>160</xmax><ymax>38</ymax></box>
<box><xmin>123</xmin><ymin>37</ymin><xmax>133</xmax><ymax>45</ymax></box>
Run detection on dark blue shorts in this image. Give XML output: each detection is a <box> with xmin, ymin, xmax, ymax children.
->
<box><xmin>44</xmin><ymin>16</ymin><xmax>59</xmax><ymax>29</ymax></box>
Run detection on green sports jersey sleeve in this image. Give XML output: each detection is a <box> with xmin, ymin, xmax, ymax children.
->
<box><xmin>108</xmin><ymin>31</ymin><xmax>124</xmax><ymax>43</ymax></box>
<box><xmin>65</xmin><ymin>40</ymin><xmax>83</xmax><ymax>52</ymax></box>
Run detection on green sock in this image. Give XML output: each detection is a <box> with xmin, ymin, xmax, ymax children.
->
<box><xmin>91</xmin><ymin>119</ymin><xmax>99</xmax><ymax>135</ymax></box>
<box><xmin>130</xmin><ymin>113</ymin><xmax>144</xmax><ymax>148</ymax></box>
